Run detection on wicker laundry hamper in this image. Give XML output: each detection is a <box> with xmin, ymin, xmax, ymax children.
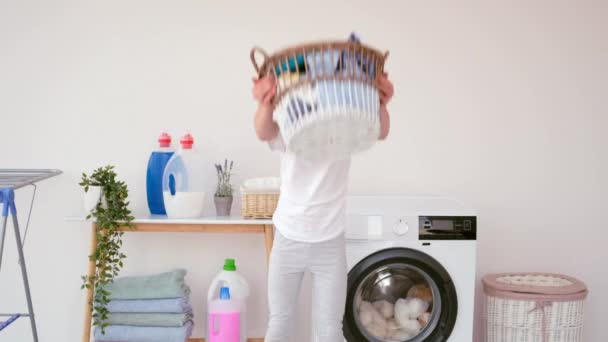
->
<box><xmin>483</xmin><ymin>273</ymin><xmax>588</xmax><ymax>342</ymax></box>
<box><xmin>240</xmin><ymin>178</ymin><xmax>280</xmax><ymax>219</ymax></box>
<box><xmin>251</xmin><ymin>38</ymin><xmax>388</xmax><ymax>160</ymax></box>
<box><xmin>241</xmin><ymin>192</ymin><xmax>279</xmax><ymax>219</ymax></box>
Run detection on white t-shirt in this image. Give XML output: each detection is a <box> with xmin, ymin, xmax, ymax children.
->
<box><xmin>270</xmin><ymin>135</ymin><xmax>350</xmax><ymax>242</ymax></box>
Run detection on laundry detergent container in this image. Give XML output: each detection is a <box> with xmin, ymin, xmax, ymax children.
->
<box><xmin>207</xmin><ymin>259</ymin><xmax>249</xmax><ymax>342</ymax></box>
<box><xmin>483</xmin><ymin>273</ymin><xmax>588</xmax><ymax>342</ymax></box>
<box><xmin>250</xmin><ymin>35</ymin><xmax>388</xmax><ymax>161</ymax></box>
<box><xmin>208</xmin><ymin>287</ymin><xmax>243</xmax><ymax>342</ymax></box>
<box><xmin>162</xmin><ymin>134</ymin><xmax>207</xmax><ymax>218</ymax></box>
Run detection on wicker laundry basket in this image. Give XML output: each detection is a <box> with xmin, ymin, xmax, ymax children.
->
<box><xmin>241</xmin><ymin>192</ymin><xmax>279</xmax><ymax>219</ymax></box>
<box><xmin>240</xmin><ymin>178</ymin><xmax>279</xmax><ymax>219</ymax></box>
<box><xmin>483</xmin><ymin>273</ymin><xmax>588</xmax><ymax>342</ymax></box>
<box><xmin>251</xmin><ymin>39</ymin><xmax>388</xmax><ymax>161</ymax></box>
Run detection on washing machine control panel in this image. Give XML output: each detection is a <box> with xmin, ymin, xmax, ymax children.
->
<box><xmin>393</xmin><ymin>219</ymin><xmax>409</xmax><ymax>236</ymax></box>
<box><xmin>345</xmin><ymin>215</ymin><xmax>419</xmax><ymax>240</ymax></box>
<box><xmin>345</xmin><ymin>214</ymin><xmax>477</xmax><ymax>241</ymax></box>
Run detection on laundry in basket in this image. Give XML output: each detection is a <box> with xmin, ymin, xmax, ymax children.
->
<box><xmin>251</xmin><ymin>34</ymin><xmax>388</xmax><ymax>161</ymax></box>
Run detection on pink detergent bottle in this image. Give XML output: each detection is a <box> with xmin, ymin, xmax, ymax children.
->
<box><xmin>208</xmin><ymin>287</ymin><xmax>241</xmax><ymax>342</ymax></box>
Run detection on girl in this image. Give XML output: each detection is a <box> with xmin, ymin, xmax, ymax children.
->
<box><xmin>253</xmin><ymin>72</ymin><xmax>394</xmax><ymax>341</ymax></box>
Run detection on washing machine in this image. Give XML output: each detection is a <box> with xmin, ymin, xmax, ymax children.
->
<box><xmin>343</xmin><ymin>196</ymin><xmax>477</xmax><ymax>342</ymax></box>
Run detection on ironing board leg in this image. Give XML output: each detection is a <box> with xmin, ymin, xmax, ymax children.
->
<box><xmin>82</xmin><ymin>223</ymin><xmax>97</xmax><ymax>342</ymax></box>
<box><xmin>0</xmin><ymin>216</ymin><xmax>7</xmax><ymax>271</ymax></box>
<box><xmin>12</xmin><ymin>214</ymin><xmax>38</xmax><ymax>342</ymax></box>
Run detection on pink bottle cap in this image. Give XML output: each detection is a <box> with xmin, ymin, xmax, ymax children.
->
<box><xmin>158</xmin><ymin>132</ymin><xmax>172</xmax><ymax>147</ymax></box>
<box><xmin>180</xmin><ymin>134</ymin><xmax>194</xmax><ymax>149</ymax></box>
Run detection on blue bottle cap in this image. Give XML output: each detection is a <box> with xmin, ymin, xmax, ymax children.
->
<box><xmin>219</xmin><ymin>287</ymin><xmax>231</xmax><ymax>300</ymax></box>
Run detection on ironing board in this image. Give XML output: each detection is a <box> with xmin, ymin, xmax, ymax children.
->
<box><xmin>0</xmin><ymin>169</ymin><xmax>62</xmax><ymax>342</ymax></box>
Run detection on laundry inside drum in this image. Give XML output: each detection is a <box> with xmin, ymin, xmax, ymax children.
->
<box><xmin>354</xmin><ymin>264</ymin><xmax>441</xmax><ymax>341</ymax></box>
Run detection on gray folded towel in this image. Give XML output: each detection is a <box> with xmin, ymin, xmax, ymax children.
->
<box><xmin>104</xmin><ymin>312</ymin><xmax>193</xmax><ymax>327</ymax></box>
<box><xmin>106</xmin><ymin>269</ymin><xmax>190</xmax><ymax>300</ymax></box>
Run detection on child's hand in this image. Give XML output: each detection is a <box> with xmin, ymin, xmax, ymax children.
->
<box><xmin>253</xmin><ymin>75</ymin><xmax>280</xmax><ymax>141</ymax></box>
<box><xmin>252</xmin><ymin>75</ymin><xmax>276</xmax><ymax>106</ymax></box>
<box><xmin>376</xmin><ymin>73</ymin><xmax>393</xmax><ymax>140</ymax></box>
<box><xmin>376</xmin><ymin>73</ymin><xmax>394</xmax><ymax>106</ymax></box>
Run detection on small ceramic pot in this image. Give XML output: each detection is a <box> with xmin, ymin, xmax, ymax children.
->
<box><xmin>214</xmin><ymin>196</ymin><xmax>233</xmax><ymax>216</ymax></box>
<box><xmin>83</xmin><ymin>186</ymin><xmax>103</xmax><ymax>213</ymax></box>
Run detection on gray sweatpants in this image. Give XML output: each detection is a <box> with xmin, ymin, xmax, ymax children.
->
<box><xmin>265</xmin><ymin>230</ymin><xmax>347</xmax><ymax>342</ymax></box>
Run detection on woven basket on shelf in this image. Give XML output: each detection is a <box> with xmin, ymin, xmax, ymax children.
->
<box><xmin>251</xmin><ymin>39</ymin><xmax>388</xmax><ymax>161</ymax></box>
<box><xmin>483</xmin><ymin>273</ymin><xmax>588</xmax><ymax>342</ymax></box>
<box><xmin>241</xmin><ymin>192</ymin><xmax>279</xmax><ymax>219</ymax></box>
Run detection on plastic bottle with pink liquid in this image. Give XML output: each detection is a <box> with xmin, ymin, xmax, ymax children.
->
<box><xmin>207</xmin><ymin>259</ymin><xmax>249</xmax><ymax>342</ymax></box>
<box><xmin>208</xmin><ymin>287</ymin><xmax>242</xmax><ymax>342</ymax></box>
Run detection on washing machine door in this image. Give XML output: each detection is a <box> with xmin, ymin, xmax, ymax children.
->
<box><xmin>343</xmin><ymin>248</ymin><xmax>457</xmax><ymax>342</ymax></box>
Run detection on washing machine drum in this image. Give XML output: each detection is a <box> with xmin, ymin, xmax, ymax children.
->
<box><xmin>344</xmin><ymin>248</ymin><xmax>457</xmax><ymax>342</ymax></box>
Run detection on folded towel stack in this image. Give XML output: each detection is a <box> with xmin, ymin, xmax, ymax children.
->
<box><xmin>241</xmin><ymin>177</ymin><xmax>280</xmax><ymax>193</ymax></box>
<box><xmin>94</xmin><ymin>269</ymin><xmax>194</xmax><ymax>342</ymax></box>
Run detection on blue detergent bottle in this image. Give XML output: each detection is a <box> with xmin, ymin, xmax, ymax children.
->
<box><xmin>146</xmin><ymin>131</ymin><xmax>175</xmax><ymax>215</ymax></box>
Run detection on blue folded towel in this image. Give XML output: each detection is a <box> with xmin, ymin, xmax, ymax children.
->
<box><xmin>104</xmin><ymin>312</ymin><xmax>193</xmax><ymax>327</ymax></box>
<box><xmin>94</xmin><ymin>321</ymin><xmax>193</xmax><ymax>342</ymax></box>
<box><xmin>107</xmin><ymin>298</ymin><xmax>192</xmax><ymax>313</ymax></box>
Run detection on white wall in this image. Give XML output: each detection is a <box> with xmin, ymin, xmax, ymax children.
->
<box><xmin>1</xmin><ymin>0</ymin><xmax>606</xmax><ymax>341</ymax></box>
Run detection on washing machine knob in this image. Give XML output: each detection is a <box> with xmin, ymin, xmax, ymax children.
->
<box><xmin>393</xmin><ymin>220</ymin><xmax>409</xmax><ymax>236</ymax></box>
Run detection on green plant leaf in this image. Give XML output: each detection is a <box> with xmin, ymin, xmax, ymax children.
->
<box><xmin>79</xmin><ymin>164</ymin><xmax>134</xmax><ymax>330</ymax></box>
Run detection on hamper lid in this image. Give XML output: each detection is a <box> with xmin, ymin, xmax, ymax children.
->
<box><xmin>483</xmin><ymin>272</ymin><xmax>588</xmax><ymax>301</ymax></box>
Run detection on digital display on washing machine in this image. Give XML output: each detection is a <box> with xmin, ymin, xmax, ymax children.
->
<box><xmin>419</xmin><ymin>216</ymin><xmax>477</xmax><ymax>240</ymax></box>
<box><xmin>431</xmin><ymin>219</ymin><xmax>453</xmax><ymax>230</ymax></box>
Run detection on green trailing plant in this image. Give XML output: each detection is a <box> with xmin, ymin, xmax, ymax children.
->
<box><xmin>79</xmin><ymin>165</ymin><xmax>134</xmax><ymax>333</ymax></box>
<box><xmin>214</xmin><ymin>159</ymin><xmax>234</xmax><ymax>197</ymax></box>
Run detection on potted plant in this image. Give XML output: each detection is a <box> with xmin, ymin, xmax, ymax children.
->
<box><xmin>79</xmin><ymin>165</ymin><xmax>134</xmax><ymax>333</ymax></box>
<box><xmin>83</xmin><ymin>184</ymin><xmax>103</xmax><ymax>213</ymax></box>
<box><xmin>214</xmin><ymin>159</ymin><xmax>234</xmax><ymax>216</ymax></box>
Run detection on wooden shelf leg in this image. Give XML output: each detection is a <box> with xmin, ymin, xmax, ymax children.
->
<box><xmin>82</xmin><ymin>223</ymin><xmax>97</xmax><ymax>342</ymax></box>
<box><xmin>263</xmin><ymin>224</ymin><xmax>274</xmax><ymax>265</ymax></box>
